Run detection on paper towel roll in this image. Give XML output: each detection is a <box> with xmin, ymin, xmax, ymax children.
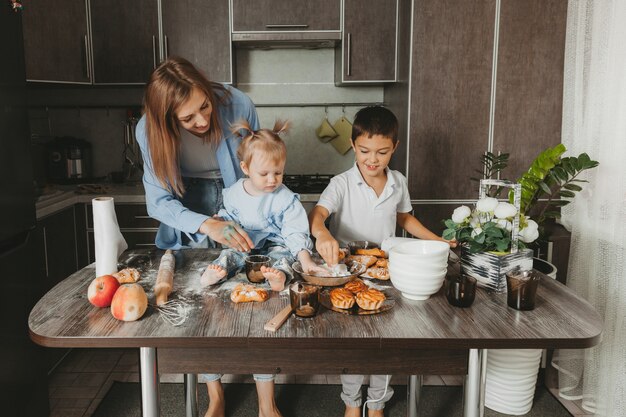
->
<box><xmin>93</xmin><ymin>197</ymin><xmax>128</xmax><ymax>277</ymax></box>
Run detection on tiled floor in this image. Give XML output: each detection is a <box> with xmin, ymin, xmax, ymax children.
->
<box><xmin>47</xmin><ymin>348</ymin><xmax>586</xmax><ymax>417</ymax></box>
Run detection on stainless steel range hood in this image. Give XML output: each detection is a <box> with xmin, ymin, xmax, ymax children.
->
<box><xmin>232</xmin><ymin>32</ymin><xmax>341</xmax><ymax>49</ymax></box>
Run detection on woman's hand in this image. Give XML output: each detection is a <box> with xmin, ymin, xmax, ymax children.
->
<box><xmin>200</xmin><ymin>218</ymin><xmax>253</xmax><ymax>252</ymax></box>
<box><xmin>315</xmin><ymin>231</ymin><xmax>340</xmax><ymax>266</ymax></box>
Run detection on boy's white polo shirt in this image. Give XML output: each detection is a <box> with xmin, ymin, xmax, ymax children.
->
<box><xmin>317</xmin><ymin>164</ymin><xmax>413</xmax><ymax>245</ymax></box>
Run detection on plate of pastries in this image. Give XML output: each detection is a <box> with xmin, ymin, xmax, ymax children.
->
<box><xmin>319</xmin><ymin>278</ymin><xmax>394</xmax><ymax>315</ymax></box>
<box><xmin>346</xmin><ymin>241</ymin><xmax>390</xmax><ymax>281</ymax></box>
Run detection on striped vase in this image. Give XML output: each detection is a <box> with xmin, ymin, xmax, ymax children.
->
<box><xmin>460</xmin><ymin>246</ymin><xmax>533</xmax><ymax>293</ymax></box>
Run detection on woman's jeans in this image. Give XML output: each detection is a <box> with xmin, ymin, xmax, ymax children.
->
<box><xmin>180</xmin><ymin>177</ymin><xmax>224</xmax><ymax>248</ymax></box>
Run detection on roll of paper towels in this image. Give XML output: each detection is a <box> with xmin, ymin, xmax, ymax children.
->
<box><xmin>93</xmin><ymin>197</ymin><xmax>128</xmax><ymax>277</ymax></box>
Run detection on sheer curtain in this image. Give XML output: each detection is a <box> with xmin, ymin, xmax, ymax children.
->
<box><xmin>551</xmin><ymin>0</ymin><xmax>626</xmax><ymax>415</ymax></box>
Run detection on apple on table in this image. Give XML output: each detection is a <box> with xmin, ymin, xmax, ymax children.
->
<box><xmin>87</xmin><ymin>275</ymin><xmax>120</xmax><ymax>308</ymax></box>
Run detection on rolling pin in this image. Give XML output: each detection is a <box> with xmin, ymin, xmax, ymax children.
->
<box><xmin>154</xmin><ymin>250</ymin><xmax>175</xmax><ymax>306</ymax></box>
<box><xmin>264</xmin><ymin>305</ymin><xmax>293</xmax><ymax>332</ymax></box>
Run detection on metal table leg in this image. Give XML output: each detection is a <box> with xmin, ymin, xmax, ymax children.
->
<box><xmin>463</xmin><ymin>348</ymin><xmax>487</xmax><ymax>417</ymax></box>
<box><xmin>184</xmin><ymin>373</ymin><xmax>199</xmax><ymax>417</ymax></box>
<box><xmin>140</xmin><ymin>347</ymin><xmax>160</xmax><ymax>417</ymax></box>
<box><xmin>407</xmin><ymin>375</ymin><xmax>423</xmax><ymax>417</ymax></box>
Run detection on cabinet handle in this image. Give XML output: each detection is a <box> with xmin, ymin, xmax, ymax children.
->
<box><xmin>43</xmin><ymin>227</ymin><xmax>49</xmax><ymax>278</ymax></box>
<box><xmin>265</xmin><ymin>24</ymin><xmax>309</xmax><ymax>29</ymax></box>
<box><xmin>346</xmin><ymin>33</ymin><xmax>352</xmax><ymax>76</ymax></box>
<box><xmin>83</xmin><ymin>35</ymin><xmax>90</xmax><ymax>80</ymax></box>
<box><xmin>134</xmin><ymin>215</ymin><xmax>152</xmax><ymax>219</ymax></box>
<box><xmin>164</xmin><ymin>35</ymin><xmax>169</xmax><ymax>59</ymax></box>
<box><xmin>152</xmin><ymin>35</ymin><xmax>157</xmax><ymax>69</ymax></box>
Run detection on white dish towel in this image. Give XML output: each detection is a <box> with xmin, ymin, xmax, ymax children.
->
<box><xmin>92</xmin><ymin>197</ymin><xmax>128</xmax><ymax>276</ymax></box>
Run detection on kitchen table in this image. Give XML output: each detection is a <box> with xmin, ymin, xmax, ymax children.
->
<box><xmin>29</xmin><ymin>249</ymin><xmax>602</xmax><ymax>417</ymax></box>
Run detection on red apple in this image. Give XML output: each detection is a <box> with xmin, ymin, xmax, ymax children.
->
<box><xmin>111</xmin><ymin>283</ymin><xmax>148</xmax><ymax>322</ymax></box>
<box><xmin>87</xmin><ymin>275</ymin><xmax>121</xmax><ymax>307</ymax></box>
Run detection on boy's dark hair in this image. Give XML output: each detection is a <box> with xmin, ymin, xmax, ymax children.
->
<box><xmin>351</xmin><ymin>106</ymin><xmax>399</xmax><ymax>143</ymax></box>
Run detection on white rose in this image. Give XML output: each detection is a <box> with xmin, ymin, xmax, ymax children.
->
<box><xmin>495</xmin><ymin>219</ymin><xmax>513</xmax><ymax>232</ymax></box>
<box><xmin>519</xmin><ymin>225</ymin><xmax>539</xmax><ymax>243</ymax></box>
<box><xmin>476</xmin><ymin>197</ymin><xmax>498</xmax><ymax>213</ymax></box>
<box><xmin>451</xmin><ymin>205</ymin><xmax>471</xmax><ymax>223</ymax></box>
<box><xmin>525</xmin><ymin>219</ymin><xmax>539</xmax><ymax>231</ymax></box>
<box><xmin>494</xmin><ymin>202</ymin><xmax>518</xmax><ymax>219</ymax></box>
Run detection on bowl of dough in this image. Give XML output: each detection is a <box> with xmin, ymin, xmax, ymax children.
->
<box><xmin>292</xmin><ymin>255</ymin><xmax>366</xmax><ymax>287</ymax></box>
<box><xmin>388</xmin><ymin>240</ymin><xmax>449</xmax><ymax>300</ymax></box>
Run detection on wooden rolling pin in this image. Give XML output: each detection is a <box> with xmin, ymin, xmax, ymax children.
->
<box><xmin>154</xmin><ymin>250</ymin><xmax>175</xmax><ymax>306</ymax></box>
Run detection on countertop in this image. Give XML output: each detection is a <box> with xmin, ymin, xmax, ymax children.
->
<box><xmin>35</xmin><ymin>182</ymin><xmax>321</xmax><ymax>220</ymax></box>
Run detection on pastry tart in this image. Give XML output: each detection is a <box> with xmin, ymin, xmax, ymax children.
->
<box><xmin>375</xmin><ymin>258</ymin><xmax>388</xmax><ymax>268</ymax></box>
<box><xmin>355</xmin><ymin>288</ymin><xmax>386</xmax><ymax>310</ymax></box>
<box><xmin>347</xmin><ymin>255</ymin><xmax>378</xmax><ymax>268</ymax></box>
<box><xmin>344</xmin><ymin>278</ymin><xmax>368</xmax><ymax>294</ymax></box>
<box><xmin>230</xmin><ymin>283</ymin><xmax>269</xmax><ymax>303</ymax></box>
<box><xmin>113</xmin><ymin>268</ymin><xmax>140</xmax><ymax>284</ymax></box>
<box><xmin>329</xmin><ymin>288</ymin><xmax>355</xmax><ymax>309</ymax></box>
<box><xmin>366</xmin><ymin>267</ymin><xmax>390</xmax><ymax>280</ymax></box>
<box><xmin>355</xmin><ymin>248</ymin><xmax>387</xmax><ymax>258</ymax></box>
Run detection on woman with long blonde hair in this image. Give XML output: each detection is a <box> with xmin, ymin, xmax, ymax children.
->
<box><xmin>136</xmin><ymin>56</ymin><xmax>256</xmax><ymax>252</ymax></box>
<box><xmin>137</xmin><ymin>57</ymin><xmax>280</xmax><ymax>417</ymax></box>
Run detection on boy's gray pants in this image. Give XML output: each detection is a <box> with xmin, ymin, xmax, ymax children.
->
<box><xmin>340</xmin><ymin>374</ymin><xmax>394</xmax><ymax>410</ymax></box>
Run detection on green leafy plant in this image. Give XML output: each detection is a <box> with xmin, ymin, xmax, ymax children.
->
<box><xmin>470</xmin><ymin>152</ymin><xmax>510</xmax><ymax>197</ymax></box>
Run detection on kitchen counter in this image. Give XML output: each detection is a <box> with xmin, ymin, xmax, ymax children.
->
<box><xmin>35</xmin><ymin>182</ymin><xmax>321</xmax><ymax>219</ymax></box>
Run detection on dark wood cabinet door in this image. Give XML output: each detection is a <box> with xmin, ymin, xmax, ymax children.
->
<box><xmin>232</xmin><ymin>0</ymin><xmax>341</xmax><ymax>31</ymax></box>
<box><xmin>40</xmin><ymin>207</ymin><xmax>78</xmax><ymax>288</ymax></box>
<box><xmin>407</xmin><ymin>0</ymin><xmax>496</xmax><ymax>199</ymax></box>
<box><xmin>162</xmin><ymin>0</ymin><xmax>232</xmax><ymax>83</ymax></box>
<box><xmin>22</xmin><ymin>0</ymin><xmax>91</xmax><ymax>83</ymax></box>
<box><xmin>339</xmin><ymin>0</ymin><xmax>397</xmax><ymax>83</ymax></box>
<box><xmin>90</xmin><ymin>0</ymin><xmax>158</xmax><ymax>84</ymax></box>
<box><xmin>492</xmin><ymin>0</ymin><xmax>567</xmax><ymax>180</ymax></box>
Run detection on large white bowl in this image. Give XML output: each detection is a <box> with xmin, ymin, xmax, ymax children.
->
<box><xmin>388</xmin><ymin>264</ymin><xmax>448</xmax><ymax>278</ymax></box>
<box><xmin>389</xmin><ymin>267</ymin><xmax>446</xmax><ymax>300</ymax></box>
<box><xmin>389</xmin><ymin>240</ymin><xmax>450</xmax><ymax>264</ymax></box>
<box><xmin>388</xmin><ymin>258</ymin><xmax>448</xmax><ymax>274</ymax></box>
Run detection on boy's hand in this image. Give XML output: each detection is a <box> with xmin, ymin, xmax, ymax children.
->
<box><xmin>315</xmin><ymin>231</ymin><xmax>340</xmax><ymax>266</ymax></box>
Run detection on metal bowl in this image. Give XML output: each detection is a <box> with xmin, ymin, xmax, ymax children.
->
<box><xmin>292</xmin><ymin>256</ymin><xmax>367</xmax><ymax>287</ymax></box>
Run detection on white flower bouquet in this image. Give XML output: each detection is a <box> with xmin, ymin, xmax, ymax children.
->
<box><xmin>443</xmin><ymin>196</ymin><xmax>539</xmax><ymax>254</ymax></box>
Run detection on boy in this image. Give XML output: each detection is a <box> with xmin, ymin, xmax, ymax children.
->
<box><xmin>309</xmin><ymin>106</ymin><xmax>454</xmax><ymax>417</ymax></box>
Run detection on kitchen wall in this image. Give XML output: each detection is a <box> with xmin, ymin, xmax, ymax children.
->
<box><xmin>28</xmin><ymin>48</ymin><xmax>384</xmax><ymax>181</ymax></box>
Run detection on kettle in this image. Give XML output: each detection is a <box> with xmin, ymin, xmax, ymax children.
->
<box><xmin>46</xmin><ymin>137</ymin><xmax>92</xmax><ymax>183</ymax></box>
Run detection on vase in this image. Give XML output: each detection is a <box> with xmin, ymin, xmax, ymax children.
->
<box><xmin>460</xmin><ymin>246</ymin><xmax>533</xmax><ymax>293</ymax></box>
<box><xmin>485</xmin><ymin>349</ymin><xmax>542</xmax><ymax>415</ymax></box>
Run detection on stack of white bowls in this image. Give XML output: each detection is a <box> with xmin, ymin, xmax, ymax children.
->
<box><xmin>388</xmin><ymin>240</ymin><xmax>449</xmax><ymax>300</ymax></box>
<box><xmin>485</xmin><ymin>349</ymin><xmax>542</xmax><ymax>415</ymax></box>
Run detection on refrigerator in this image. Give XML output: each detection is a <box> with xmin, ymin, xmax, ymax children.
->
<box><xmin>0</xmin><ymin>5</ymin><xmax>49</xmax><ymax>417</ymax></box>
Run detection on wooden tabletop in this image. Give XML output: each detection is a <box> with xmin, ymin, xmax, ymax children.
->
<box><xmin>29</xmin><ymin>249</ymin><xmax>602</xmax><ymax>351</ymax></box>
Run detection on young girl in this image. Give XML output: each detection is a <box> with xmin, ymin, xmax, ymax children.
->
<box><xmin>201</xmin><ymin>120</ymin><xmax>322</xmax><ymax>290</ymax></box>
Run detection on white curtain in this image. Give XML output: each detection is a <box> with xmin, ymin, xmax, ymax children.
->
<box><xmin>552</xmin><ymin>0</ymin><xmax>626</xmax><ymax>415</ymax></box>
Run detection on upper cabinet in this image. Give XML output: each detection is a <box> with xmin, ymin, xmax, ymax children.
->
<box><xmin>90</xmin><ymin>0</ymin><xmax>159</xmax><ymax>84</ymax></box>
<box><xmin>231</xmin><ymin>0</ymin><xmax>341</xmax><ymax>31</ymax></box>
<box><xmin>336</xmin><ymin>0</ymin><xmax>398</xmax><ymax>84</ymax></box>
<box><xmin>22</xmin><ymin>0</ymin><xmax>91</xmax><ymax>84</ymax></box>
<box><xmin>162</xmin><ymin>0</ymin><xmax>233</xmax><ymax>84</ymax></box>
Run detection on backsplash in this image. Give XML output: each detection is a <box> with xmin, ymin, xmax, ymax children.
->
<box><xmin>28</xmin><ymin>48</ymin><xmax>383</xmax><ymax>180</ymax></box>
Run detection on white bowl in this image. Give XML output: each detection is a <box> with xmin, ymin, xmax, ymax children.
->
<box><xmin>389</xmin><ymin>240</ymin><xmax>450</xmax><ymax>264</ymax></box>
<box><xmin>389</xmin><ymin>267</ymin><xmax>446</xmax><ymax>300</ymax></box>
<box><xmin>381</xmin><ymin>237</ymin><xmax>419</xmax><ymax>253</ymax></box>
<box><xmin>388</xmin><ymin>259</ymin><xmax>448</xmax><ymax>275</ymax></box>
<box><xmin>388</xmin><ymin>264</ymin><xmax>448</xmax><ymax>278</ymax></box>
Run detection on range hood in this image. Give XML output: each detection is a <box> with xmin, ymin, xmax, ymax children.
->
<box><xmin>232</xmin><ymin>32</ymin><xmax>341</xmax><ymax>49</ymax></box>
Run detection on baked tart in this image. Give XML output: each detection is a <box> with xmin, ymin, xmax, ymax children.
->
<box><xmin>355</xmin><ymin>248</ymin><xmax>387</xmax><ymax>258</ymax></box>
<box><xmin>347</xmin><ymin>255</ymin><xmax>378</xmax><ymax>268</ymax></box>
<box><xmin>344</xmin><ymin>278</ymin><xmax>368</xmax><ymax>294</ymax></box>
<box><xmin>355</xmin><ymin>288</ymin><xmax>386</xmax><ymax>310</ymax></box>
<box><xmin>366</xmin><ymin>267</ymin><xmax>390</xmax><ymax>280</ymax></box>
<box><xmin>329</xmin><ymin>288</ymin><xmax>355</xmax><ymax>309</ymax></box>
<box><xmin>230</xmin><ymin>283</ymin><xmax>269</xmax><ymax>303</ymax></box>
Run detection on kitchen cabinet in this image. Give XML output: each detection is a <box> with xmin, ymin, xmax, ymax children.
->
<box><xmin>90</xmin><ymin>0</ymin><xmax>159</xmax><ymax>84</ymax></box>
<box><xmin>38</xmin><ymin>206</ymin><xmax>79</xmax><ymax>288</ymax></box>
<box><xmin>231</xmin><ymin>0</ymin><xmax>341</xmax><ymax>32</ymax></box>
<box><xmin>162</xmin><ymin>0</ymin><xmax>233</xmax><ymax>83</ymax></box>
<box><xmin>22</xmin><ymin>0</ymin><xmax>91</xmax><ymax>83</ymax></box>
<box><xmin>336</xmin><ymin>0</ymin><xmax>398</xmax><ymax>84</ymax></box>
<box><xmin>85</xmin><ymin>203</ymin><xmax>158</xmax><ymax>263</ymax></box>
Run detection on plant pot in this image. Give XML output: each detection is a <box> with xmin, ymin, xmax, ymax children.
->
<box><xmin>461</xmin><ymin>247</ymin><xmax>534</xmax><ymax>293</ymax></box>
<box><xmin>532</xmin><ymin>257</ymin><xmax>557</xmax><ymax>279</ymax></box>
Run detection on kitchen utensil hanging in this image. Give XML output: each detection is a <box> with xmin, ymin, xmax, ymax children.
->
<box><xmin>330</xmin><ymin>109</ymin><xmax>353</xmax><ymax>155</ymax></box>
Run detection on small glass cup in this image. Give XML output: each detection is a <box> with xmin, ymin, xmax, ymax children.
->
<box><xmin>506</xmin><ymin>269</ymin><xmax>541</xmax><ymax>310</ymax></box>
<box><xmin>289</xmin><ymin>282</ymin><xmax>320</xmax><ymax>318</ymax></box>
<box><xmin>245</xmin><ymin>255</ymin><xmax>271</xmax><ymax>283</ymax></box>
<box><xmin>446</xmin><ymin>273</ymin><xmax>477</xmax><ymax>308</ymax></box>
